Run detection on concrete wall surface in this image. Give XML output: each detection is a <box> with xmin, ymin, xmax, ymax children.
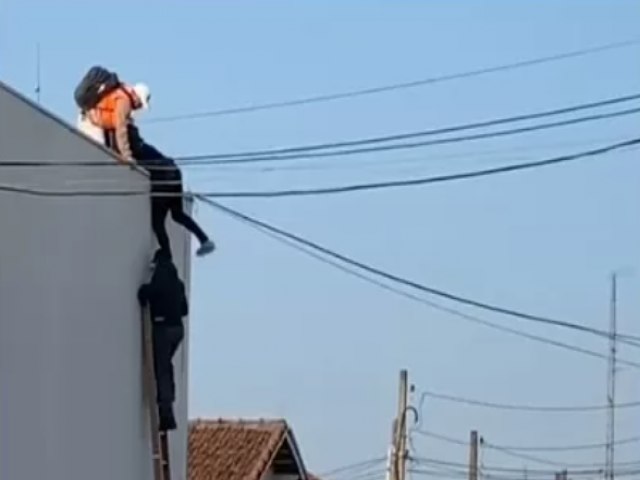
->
<box><xmin>0</xmin><ymin>82</ymin><xmax>191</xmax><ymax>480</ymax></box>
<box><xmin>164</xmin><ymin>199</ymin><xmax>192</xmax><ymax>480</ymax></box>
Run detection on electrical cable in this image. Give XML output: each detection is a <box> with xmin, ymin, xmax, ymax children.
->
<box><xmin>5</xmin><ymin>95</ymin><xmax>639</xmax><ymax>170</ymax></box>
<box><xmin>0</xmin><ymin>94</ymin><xmax>640</xmax><ymax>170</ymax></box>
<box><xmin>414</xmin><ymin>429</ymin><xmax>640</xmax><ymax>452</ymax></box>
<box><xmin>218</xmin><ymin>207</ymin><xmax>640</xmax><ymax>367</ymax></box>
<box><xmin>413</xmin><ymin>429</ymin><xmax>468</xmax><ymax>447</ymax></box>
<box><xmin>2</xmin><ymin>179</ymin><xmax>638</xmax><ymax>347</ymax></box>
<box><xmin>317</xmin><ymin>457</ymin><xmax>387</xmax><ymax>477</ymax></box>
<box><xmin>184</xmin><ymin>135</ymin><xmax>634</xmax><ymax>174</ymax></box>
<box><xmin>196</xmin><ymin>198</ymin><xmax>640</xmax><ymax>347</ymax></box>
<box><xmin>482</xmin><ymin>443</ymin><xmax>599</xmax><ymax>469</ymax></box>
<box><xmin>172</xmin><ymin>93</ymin><xmax>640</xmax><ymax>162</ymax></box>
<box><xmin>5</xmin><ymin>138</ymin><xmax>640</xmax><ymax>202</ymax></box>
<box><xmin>491</xmin><ymin>437</ymin><xmax>640</xmax><ymax>453</ymax></box>
<box><xmin>144</xmin><ymin>38</ymin><xmax>640</xmax><ymax>124</ymax></box>
<box><xmin>412</xmin><ymin>456</ymin><xmax>640</xmax><ymax>475</ymax></box>
<box><xmin>409</xmin><ymin>468</ymin><xmax>640</xmax><ymax>480</ymax></box>
<box><xmin>185</xmin><ymin>138</ymin><xmax>640</xmax><ymax>198</ymax></box>
<box><xmin>176</xmin><ymin>106</ymin><xmax>640</xmax><ymax>165</ymax></box>
<box><xmin>418</xmin><ymin>389</ymin><xmax>640</xmax><ymax>412</ymax></box>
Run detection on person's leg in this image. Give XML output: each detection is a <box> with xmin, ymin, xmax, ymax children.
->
<box><xmin>169</xmin><ymin>197</ymin><xmax>208</xmax><ymax>245</ymax></box>
<box><xmin>167</xmin><ymin>325</ymin><xmax>184</xmax><ymax>358</ymax></box>
<box><xmin>77</xmin><ymin>114</ymin><xmax>105</xmax><ymax>145</ymax></box>
<box><xmin>163</xmin><ymin>325</ymin><xmax>184</xmax><ymax>409</ymax></box>
<box><xmin>151</xmin><ymin>198</ymin><xmax>172</xmax><ymax>258</ymax></box>
<box><xmin>167</xmin><ymin>190</ymin><xmax>215</xmax><ymax>256</ymax></box>
<box><xmin>152</xmin><ymin>327</ymin><xmax>174</xmax><ymax>405</ymax></box>
<box><xmin>152</xmin><ymin>326</ymin><xmax>177</xmax><ymax>431</ymax></box>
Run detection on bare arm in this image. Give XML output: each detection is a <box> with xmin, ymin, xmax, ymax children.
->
<box><xmin>114</xmin><ymin>99</ymin><xmax>134</xmax><ymax>163</ymax></box>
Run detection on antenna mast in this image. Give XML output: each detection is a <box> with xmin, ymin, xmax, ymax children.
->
<box><xmin>605</xmin><ymin>273</ymin><xmax>618</xmax><ymax>480</ymax></box>
<box><xmin>35</xmin><ymin>43</ymin><xmax>41</xmax><ymax>103</ymax></box>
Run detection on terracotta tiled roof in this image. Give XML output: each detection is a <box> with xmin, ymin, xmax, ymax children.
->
<box><xmin>188</xmin><ymin>419</ymin><xmax>303</xmax><ymax>480</ymax></box>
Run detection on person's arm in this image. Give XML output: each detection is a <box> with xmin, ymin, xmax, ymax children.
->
<box><xmin>114</xmin><ymin>98</ymin><xmax>134</xmax><ymax>164</ymax></box>
<box><xmin>137</xmin><ymin>283</ymin><xmax>150</xmax><ymax>306</ymax></box>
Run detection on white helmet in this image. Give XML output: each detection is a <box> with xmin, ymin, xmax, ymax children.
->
<box><xmin>133</xmin><ymin>82</ymin><xmax>151</xmax><ymax>109</ymax></box>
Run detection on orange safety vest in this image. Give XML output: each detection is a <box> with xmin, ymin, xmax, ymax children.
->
<box><xmin>87</xmin><ymin>86</ymin><xmax>141</xmax><ymax>130</ymax></box>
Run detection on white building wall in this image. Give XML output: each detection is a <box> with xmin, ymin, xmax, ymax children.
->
<box><xmin>165</xmin><ymin>200</ymin><xmax>192</xmax><ymax>480</ymax></box>
<box><xmin>0</xmin><ymin>82</ymin><xmax>191</xmax><ymax>480</ymax></box>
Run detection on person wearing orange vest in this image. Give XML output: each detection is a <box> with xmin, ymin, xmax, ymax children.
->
<box><xmin>86</xmin><ymin>83</ymin><xmax>151</xmax><ymax>164</ymax></box>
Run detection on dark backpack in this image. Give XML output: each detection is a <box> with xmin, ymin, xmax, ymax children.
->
<box><xmin>74</xmin><ymin>66</ymin><xmax>121</xmax><ymax>111</ymax></box>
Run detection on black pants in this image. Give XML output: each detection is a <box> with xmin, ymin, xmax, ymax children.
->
<box><xmin>152</xmin><ymin>193</ymin><xmax>209</xmax><ymax>257</ymax></box>
<box><xmin>152</xmin><ymin>324</ymin><xmax>184</xmax><ymax>406</ymax></box>
<box><xmin>105</xmin><ymin>128</ymin><xmax>209</xmax><ymax>257</ymax></box>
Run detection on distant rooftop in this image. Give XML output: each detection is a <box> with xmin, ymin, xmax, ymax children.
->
<box><xmin>188</xmin><ymin>418</ymin><xmax>310</xmax><ymax>480</ymax></box>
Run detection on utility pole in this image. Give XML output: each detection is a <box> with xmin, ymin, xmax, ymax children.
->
<box><xmin>605</xmin><ymin>273</ymin><xmax>618</xmax><ymax>480</ymax></box>
<box><xmin>469</xmin><ymin>431</ymin><xmax>478</xmax><ymax>480</ymax></box>
<box><xmin>386</xmin><ymin>421</ymin><xmax>396</xmax><ymax>480</ymax></box>
<box><xmin>393</xmin><ymin>370</ymin><xmax>409</xmax><ymax>480</ymax></box>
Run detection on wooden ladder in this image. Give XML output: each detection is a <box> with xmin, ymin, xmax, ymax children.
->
<box><xmin>141</xmin><ymin>306</ymin><xmax>172</xmax><ymax>480</ymax></box>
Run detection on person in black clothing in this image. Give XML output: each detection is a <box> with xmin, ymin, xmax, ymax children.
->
<box><xmin>107</xmin><ymin>124</ymin><xmax>215</xmax><ymax>259</ymax></box>
<box><xmin>138</xmin><ymin>248</ymin><xmax>188</xmax><ymax>431</ymax></box>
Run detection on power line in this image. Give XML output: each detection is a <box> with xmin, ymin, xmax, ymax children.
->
<box><xmin>413</xmin><ymin>429</ymin><xmax>640</xmax><ymax>452</ymax></box>
<box><xmin>6</xmin><ymin>137</ymin><xmax>640</xmax><ymax>200</ymax></box>
<box><xmin>144</xmin><ymin>38</ymin><xmax>640</xmax><ymax>124</ymax></box>
<box><xmin>5</xmin><ymin>95</ymin><xmax>639</xmax><ymax>170</ymax></box>
<box><xmin>173</xmin><ymin>93</ymin><xmax>640</xmax><ymax>162</ymax></box>
<box><xmin>176</xmin><ymin>106</ymin><xmax>640</xmax><ymax>165</ymax></box>
<box><xmin>412</xmin><ymin>456</ymin><xmax>640</xmax><ymax>475</ymax></box>
<box><xmin>489</xmin><ymin>437</ymin><xmax>640</xmax><ymax>453</ymax></box>
<box><xmin>3</xmin><ymin>178</ymin><xmax>640</xmax><ymax>347</ymax></box>
<box><xmin>4</xmin><ymin>161</ymin><xmax>640</xmax><ymax>347</ymax></box>
<box><xmin>413</xmin><ymin>429</ymin><xmax>469</xmax><ymax>447</ymax></box>
<box><xmin>483</xmin><ymin>443</ymin><xmax>598</xmax><ymax>469</ymax></box>
<box><xmin>191</xmin><ymin>138</ymin><xmax>640</xmax><ymax>199</ymax></box>
<box><xmin>418</xmin><ymin>389</ymin><xmax>640</xmax><ymax>412</ymax></box>
<box><xmin>180</xmin><ymin>135</ymin><xmax>635</xmax><ymax>174</ymax></box>
<box><xmin>410</xmin><ymin>469</ymin><xmax>640</xmax><ymax>480</ymax></box>
<box><xmin>222</xmin><ymin>207</ymin><xmax>640</xmax><ymax>367</ymax></box>
<box><xmin>317</xmin><ymin>457</ymin><xmax>387</xmax><ymax>477</ymax></box>
<box><xmin>197</xmin><ymin>197</ymin><xmax>640</xmax><ymax>346</ymax></box>
<box><xmin>411</xmin><ymin>456</ymin><xmax>640</xmax><ymax>475</ymax></box>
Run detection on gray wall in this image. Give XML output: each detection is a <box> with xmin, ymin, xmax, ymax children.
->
<box><xmin>0</xmin><ymin>83</ymin><xmax>191</xmax><ymax>480</ymax></box>
<box><xmin>165</xmin><ymin>200</ymin><xmax>192</xmax><ymax>480</ymax></box>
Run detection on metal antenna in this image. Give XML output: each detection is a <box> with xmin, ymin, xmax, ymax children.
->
<box><xmin>605</xmin><ymin>272</ymin><xmax>618</xmax><ymax>480</ymax></box>
<box><xmin>35</xmin><ymin>42</ymin><xmax>41</xmax><ymax>103</ymax></box>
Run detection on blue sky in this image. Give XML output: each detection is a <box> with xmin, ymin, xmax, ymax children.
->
<box><xmin>3</xmin><ymin>0</ymin><xmax>640</xmax><ymax>475</ymax></box>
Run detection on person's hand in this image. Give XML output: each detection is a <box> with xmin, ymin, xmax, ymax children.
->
<box><xmin>137</xmin><ymin>285</ymin><xmax>149</xmax><ymax>306</ymax></box>
<box><xmin>117</xmin><ymin>155</ymin><xmax>134</xmax><ymax>166</ymax></box>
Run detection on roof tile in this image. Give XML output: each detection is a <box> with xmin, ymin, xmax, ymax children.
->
<box><xmin>188</xmin><ymin>419</ymin><xmax>288</xmax><ymax>480</ymax></box>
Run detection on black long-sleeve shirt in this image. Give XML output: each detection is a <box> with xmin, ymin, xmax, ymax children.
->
<box><xmin>138</xmin><ymin>260</ymin><xmax>188</xmax><ymax>326</ymax></box>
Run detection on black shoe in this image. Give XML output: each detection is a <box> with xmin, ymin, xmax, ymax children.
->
<box><xmin>158</xmin><ymin>404</ymin><xmax>177</xmax><ymax>431</ymax></box>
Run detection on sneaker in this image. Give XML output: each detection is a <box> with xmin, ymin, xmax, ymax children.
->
<box><xmin>196</xmin><ymin>240</ymin><xmax>215</xmax><ymax>257</ymax></box>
